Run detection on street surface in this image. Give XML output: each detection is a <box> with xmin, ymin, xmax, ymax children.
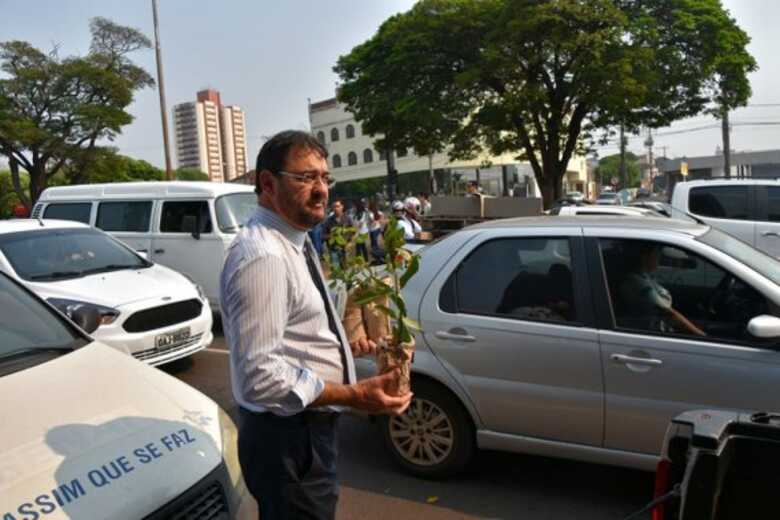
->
<box><xmin>161</xmin><ymin>325</ymin><xmax>656</xmax><ymax>520</ymax></box>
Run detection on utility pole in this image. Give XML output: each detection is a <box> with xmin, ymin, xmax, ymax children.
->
<box><xmin>386</xmin><ymin>146</ymin><xmax>397</xmax><ymax>200</ymax></box>
<box><xmin>644</xmin><ymin>128</ymin><xmax>654</xmax><ymax>187</ymax></box>
<box><xmin>619</xmin><ymin>124</ymin><xmax>627</xmax><ymax>188</ymax></box>
<box><xmin>722</xmin><ymin>108</ymin><xmax>731</xmax><ymax>178</ymax></box>
<box><xmin>152</xmin><ymin>0</ymin><xmax>174</xmax><ymax>180</ymax></box>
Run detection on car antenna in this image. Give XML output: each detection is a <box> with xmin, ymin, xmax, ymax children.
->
<box><xmin>37</xmin><ymin>216</ymin><xmax>45</xmax><ymax>227</ymax></box>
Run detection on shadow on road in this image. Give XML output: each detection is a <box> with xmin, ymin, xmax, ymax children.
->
<box><xmin>338</xmin><ymin>415</ymin><xmax>654</xmax><ymax>520</ymax></box>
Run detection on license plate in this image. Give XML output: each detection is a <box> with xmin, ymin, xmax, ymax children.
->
<box><xmin>155</xmin><ymin>327</ymin><xmax>191</xmax><ymax>349</ymax></box>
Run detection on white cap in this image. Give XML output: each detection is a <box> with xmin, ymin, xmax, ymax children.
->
<box><xmin>404</xmin><ymin>196</ymin><xmax>420</xmax><ymax>213</ymax></box>
<box><xmin>391</xmin><ymin>200</ymin><xmax>404</xmax><ymax>211</ymax></box>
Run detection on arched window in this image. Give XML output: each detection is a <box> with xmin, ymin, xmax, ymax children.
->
<box><xmin>378</xmin><ymin>149</ymin><xmax>387</xmax><ymax>161</ymax></box>
<box><xmin>347</xmin><ymin>151</ymin><xmax>358</xmax><ymax>166</ymax></box>
<box><xmin>332</xmin><ymin>154</ymin><xmax>342</xmax><ymax>168</ymax></box>
<box><xmin>346</xmin><ymin>124</ymin><xmax>355</xmax><ymax>139</ymax></box>
<box><xmin>363</xmin><ymin>149</ymin><xmax>373</xmax><ymax>163</ymax></box>
<box><xmin>397</xmin><ymin>148</ymin><xmax>408</xmax><ymax>158</ymax></box>
<box><xmin>316</xmin><ymin>131</ymin><xmax>326</xmax><ymax>144</ymax></box>
<box><xmin>331</xmin><ymin>128</ymin><xmax>340</xmax><ymax>142</ymax></box>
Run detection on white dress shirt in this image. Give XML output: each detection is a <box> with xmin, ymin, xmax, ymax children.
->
<box><xmin>220</xmin><ymin>206</ymin><xmax>356</xmax><ymax>416</ymax></box>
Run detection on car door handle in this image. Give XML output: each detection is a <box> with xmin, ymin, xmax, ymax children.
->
<box><xmin>610</xmin><ymin>354</ymin><xmax>663</xmax><ymax>367</ymax></box>
<box><xmin>154</xmin><ymin>248</ymin><xmax>165</xmax><ymax>254</ymax></box>
<box><xmin>761</xmin><ymin>231</ymin><xmax>780</xmax><ymax>238</ymax></box>
<box><xmin>435</xmin><ymin>329</ymin><xmax>476</xmax><ymax>342</ymax></box>
<box><xmin>137</xmin><ymin>249</ymin><xmax>148</xmax><ymax>253</ymax></box>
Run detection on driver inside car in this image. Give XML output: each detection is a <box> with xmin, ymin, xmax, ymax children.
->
<box><xmin>619</xmin><ymin>241</ymin><xmax>707</xmax><ymax>337</ymax></box>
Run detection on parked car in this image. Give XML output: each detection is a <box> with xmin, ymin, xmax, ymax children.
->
<box><xmin>565</xmin><ymin>191</ymin><xmax>585</xmax><ymax>202</ymax></box>
<box><xmin>630</xmin><ymin>200</ymin><xmax>672</xmax><ymax>217</ymax></box>
<box><xmin>0</xmin><ymin>219</ymin><xmax>213</xmax><ymax>366</ymax></box>
<box><xmin>33</xmin><ymin>182</ymin><xmax>258</xmax><ymax>313</ymax></box>
<box><xmin>551</xmin><ymin>205</ymin><xmax>662</xmax><ymax>217</ymax></box>
<box><xmin>0</xmin><ymin>270</ymin><xmax>255</xmax><ymax>518</ymax></box>
<box><xmin>356</xmin><ymin>216</ymin><xmax>780</xmax><ymax>478</ymax></box>
<box><xmin>596</xmin><ymin>192</ymin><xmax>621</xmax><ymax>205</ymax></box>
<box><xmin>670</xmin><ymin>178</ymin><xmax>780</xmax><ymax>259</ymax></box>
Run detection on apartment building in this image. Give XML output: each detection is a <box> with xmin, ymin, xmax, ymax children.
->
<box><xmin>172</xmin><ymin>89</ymin><xmax>248</xmax><ymax>182</ymax></box>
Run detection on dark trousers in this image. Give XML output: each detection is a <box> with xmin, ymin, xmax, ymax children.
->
<box><xmin>238</xmin><ymin>409</ymin><xmax>340</xmax><ymax>520</ymax></box>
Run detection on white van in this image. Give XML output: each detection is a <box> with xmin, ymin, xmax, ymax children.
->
<box><xmin>33</xmin><ymin>182</ymin><xmax>258</xmax><ymax>313</ymax></box>
<box><xmin>670</xmin><ymin>179</ymin><xmax>780</xmax><ymax>258</ymax></box>
<box><xmin>0</xmin><ymin>271</ymin><xmax>256</xmax><ymax>518</ymax></box>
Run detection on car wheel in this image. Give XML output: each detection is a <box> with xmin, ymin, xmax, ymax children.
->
<box><xmin>380</xmin><ymin>378</ymin><xmax>474</xmax><ymax>479</ymax></box>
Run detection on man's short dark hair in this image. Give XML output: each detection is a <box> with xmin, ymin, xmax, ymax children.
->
<box><xmin>255</xmin><ymin>130</ymin><xmax>328</xmax><ymax>194</ymax></box>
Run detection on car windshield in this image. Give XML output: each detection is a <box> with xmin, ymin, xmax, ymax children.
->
<box><xmin>0</xmin><ymin>228</ymin><xmax>151</xmax><ymax>282</ymax></box>
<box><xmin>0</xmin><ymin>273</ymin><xmax>85</xmax><ymax>375</ymax></box>
<box><xmin>215</xmin><ymin>192</ymin><xmax>257</xmax><ymax>233</ymax></box>
<box><xmin>698</xmin><ymin>228</ymin><xmax>780</xmax><ymax>286</ymax></box>
<box><xmin>598</xmin><ymin>193</ymin><xmax>616</xmax><ymax>200</ymax></box>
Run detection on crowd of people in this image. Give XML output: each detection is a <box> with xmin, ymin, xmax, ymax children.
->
<box><xmin>308</xmin><ymin>193</ymin><xmax>431</xmax><ymax>265</ymax></box>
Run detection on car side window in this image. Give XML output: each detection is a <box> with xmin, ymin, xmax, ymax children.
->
<box><xmin>765</xmin><ymin>187</ymin><xmax>780</xmax><ymax>222</ymax></box>
<box><xmin>689</xmin><ymin>186</ymin><xmax>749</xmax><ymax>220</ymax></box>
<box><xmin>600</xmin><ymin>238</ymin><xmax>776</xmax><ymax>345</ymax></box>
<box><xmin>96</xmin><ymin>201</ymin><xmax>153</xmax><ymax>232</ymax></box>
<box><xmin>447</xmin><ymin>237</ymin><xmax>577</xmax><ymax>323</ymax></box>
<box><xmin>160</xmin><ymin>201</ymin><xmax>212</xmax><ymax>234</ymax></box>
<box><xmin>42</xmin><ymin>203</ymin><xmax>92</xmax><ymax>224</ymax></box>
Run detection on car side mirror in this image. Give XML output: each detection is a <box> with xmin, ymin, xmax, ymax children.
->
<box><xmin>747</xmin><ymin>315</ymin><xmax>780</xmax><ymax>339</ymax></box>
<box><xmin>69</xmin><ymin>305</ymin><xmax>101</xmax><ymax>334</ymax></box>
<box><xmin>181</xmin><ymin>215</ymin><xmax>200</xmax><ymax>240</ymax></box>
<box><xmin>137</xmin><ymin>250</ymin><xmax>149</xmax><ymax>260</ymax></box>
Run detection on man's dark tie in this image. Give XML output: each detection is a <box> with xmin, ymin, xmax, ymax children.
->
<box><xmin>304</xmin><ymin>241</ymin><xmax>349</xmax><ymax>384</ymax></box>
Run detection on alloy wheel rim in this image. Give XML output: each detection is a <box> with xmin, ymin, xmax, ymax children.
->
<box><xmin>388</xmin><ymin>397</ymin><xmax>454</xmax><ymax>466</ymax></box>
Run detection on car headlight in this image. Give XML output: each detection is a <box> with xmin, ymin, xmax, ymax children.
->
<box><xmin>218</xmin><ymin>407</ymin><xmax>250</xmax><ymax>511</ymax></box>
<box><xmin>181</xmin><ymin>274</ymin><xmax>207</xmax><ymax>301</ymax></box>
<box><xmin>47</xmin><ymin>297</ymin><xmax>120</xmax><ymax>326</ymax></box>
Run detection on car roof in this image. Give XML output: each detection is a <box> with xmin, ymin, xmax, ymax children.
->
<box><xmin>677</xmin><ymin>179</ymin><xmax>780</xmax><ymax>188</ymax></box>
<box><xmin>37</xmin><ymin>181</ymin><xmax>255</xmax><ymax>202</ymax></box>
<box><xmin>469</xmin><ymin>215</ymin><xmax>708</xmax><ymax>236</ymax></box>
<box><xmin>570</xmin><ymin>206</ymin><xmax>649</xmax><ymax>214</ymax></box>
<box><xmin>0</xmin><ymin>219</ymin><xmax>90</xmax><ymax>234</ymax></box>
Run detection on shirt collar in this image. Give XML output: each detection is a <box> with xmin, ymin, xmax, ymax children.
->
<box><xmin>252</xmin><ymin>205</ymin><xmax>307</xmax><ymax>251</ymax></box>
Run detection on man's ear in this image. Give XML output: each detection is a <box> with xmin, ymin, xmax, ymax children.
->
<box><xmin>258</xmin><ymin>170</ymin><xmax>276</xmax><ymax>196</ymax></box>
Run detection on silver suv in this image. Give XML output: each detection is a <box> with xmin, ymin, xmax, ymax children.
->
<box><xmin>356</xmin><ymin>216</ymin><xmax>780</xmax><ymax>478</ymax></box>
<box><xmin>670</xmin><ymin>179</ymin><xmax>780</xmax><ymax>258</ymax></box>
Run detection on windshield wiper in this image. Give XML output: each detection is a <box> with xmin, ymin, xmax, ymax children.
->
<box><xmin>29</xmin><ymin>271</ymin><xmax>82</xmax><ymax>281</ymax></box>
<box><xmin>81</xmin><ymin>264</ymin><xmax>146</xmax><ymax>275</ymax></box>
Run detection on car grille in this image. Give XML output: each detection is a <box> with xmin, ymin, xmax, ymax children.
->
<box><xmin>133</xmin><ymin>332</ymin><xmax>204</xmax><ymax>362</ymax></box>
<box><xmin>123</xmin><ymin>299</ymin><xmax>203</xmax><ymax>333</ymax></box>
<box><xmin>170</xmin><ymin>482</ymin><xmax>229</xmax><ymax>520</ymax></box>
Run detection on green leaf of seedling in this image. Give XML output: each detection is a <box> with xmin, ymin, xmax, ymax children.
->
<box><xmin>402</xmin><ymin>316</ymin><xmax>422</xmax><ymax>332</ymax></box>
<box><xmin>389</xmin><ymin>293</ymin><xmax>407</xmax><ymax>317</ymax></box>
<box><xmin>399</xmin><ymin>254</ymin><xmax>420</xmax><ymax>289</ymax></box>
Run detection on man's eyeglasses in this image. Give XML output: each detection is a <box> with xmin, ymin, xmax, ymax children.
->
<box><xmin>278</xmin><ymin>170</ymin><xmax>336</xmax><ymax>188</ymax></box>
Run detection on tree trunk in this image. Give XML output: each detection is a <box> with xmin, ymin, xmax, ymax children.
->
<box><xmin>538</xmin><ymin>167</ymin><xmax>563</xmax><ymax>210</ymax></box>
<box><xmin>8</xmin><ymin>158</ymin><xmax>31</xmax><ymax>210</ymax></box>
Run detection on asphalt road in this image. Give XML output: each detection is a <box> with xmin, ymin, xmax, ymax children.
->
<box><xmin>161</xmin><ymin>328</ymin><xmax>656</xmax><ymax>520</ymax></box>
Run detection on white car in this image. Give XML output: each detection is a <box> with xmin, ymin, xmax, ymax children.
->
<box><xmin>0</xmin><ymin>219</ymin><xmax>213</xmax><ymax>366</ymax></box>
<box><xmin>0</xmin><ymin>270</ymin><xmax>256</xmax><ymax>518</ymax></box>
<box><xmin>552</xmin><ymin>205</ymin><xmax>662</xmax><ymax>217</ymax></box>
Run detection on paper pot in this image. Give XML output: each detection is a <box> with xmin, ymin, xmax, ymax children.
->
<box><xmin>376</xmin><ymin>337</ymin><xmax>415</xmax><ymax>396</ymax></box>
<box><xmin>342</xmin><ymin>291</ymin><xmax>367</xmax><ymax>344</ymax></box>
<box><xmin>362</xmin><ymin>278</ymin><xmax>392</xmax><ymax>342</ymax></box>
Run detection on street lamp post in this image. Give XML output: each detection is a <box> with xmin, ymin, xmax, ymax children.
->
<box><xmin>152</xmin><ymin>0</ymin><xmax>174</xmax><ymax>180</ymax></box>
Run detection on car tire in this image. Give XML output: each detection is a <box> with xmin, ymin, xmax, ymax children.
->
<box><xmin>380</xmin><ymin>378</ymin><xmax>475</xmax><ymax>479</ymax></box>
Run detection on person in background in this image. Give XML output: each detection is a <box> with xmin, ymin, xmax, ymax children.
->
<box><xmin>419</xmin><ymin>193</ymin><xmax>432</xmax><ymax>216</ymax></box>
<box><xmin>308</xmin><ymin>221</ymin><xmax>324</xmax><ymax>258</ymax></box>
<box><xmin>368</xmin><ymin>199</ymin><xmax>384</xmax><ymax>252</ymax></box>
<box><xmin>352</xmin><ymin>199</ymin><xmax>370</xmax><ymax>261</ymax></box>
<box><xmin>322</xmin><ymin>199</ymin><xmax>353</xmax><ymax>267</ymax></box>
<box><xmin>394</xmin><ymin>197</ymin><xmax>422</xmax><ymax>240</ymax></box>
<box><xmin>466</xmin><ymin>180</ymin><xmax>483</xmax><ymax>198</ymax></box>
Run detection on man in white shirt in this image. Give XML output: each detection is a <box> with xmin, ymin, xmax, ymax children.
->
<box><xmin>220</xmin><ymin>130</ymin><xmax>412</xmax><ymax>519</ymax></box>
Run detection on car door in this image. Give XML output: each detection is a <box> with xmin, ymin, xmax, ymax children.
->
<box><xmin>152</xmin><ymin>199</ymin><xmax>222</xmax><ymax>308</ymax></box>
<box><xmin>94</xmin><ymin>200</ymin><xmax>154</xmax><ymax>256</ymax></box>
<box><xmin>587</xmin><ymin>231</ymin><xmax>780</xmax><ymax>455</ymax></box>
<box><xmin>419</xmin><ymin>227</ymin><xmax>604</xmax><ymax>446</ymax></box>
<box><xmin>754</xmin><ymin>185</ymin><xmax>780</xmax><ymax>259</ymax></box>
<box><xmin>687</xmin><ymin>184</ymin><xmax>756</xmax><ymax>245</ymax></box>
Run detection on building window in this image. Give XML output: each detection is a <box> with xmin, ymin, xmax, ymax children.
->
<box><xmin>346</xmin><ymin>124</ymin><xmax>355</xmax><ymax>139</ymax></box>
<box><xmin>331</xmin><ymin>128</ymin><xmax>340</xmax><ymax>142</ymax></box>
<box><xmin>348</xmin><ymin>152</ymin><xmax>358</xmax><ymax>166</ymax></box>
<box><xmin>363</xmin><ymin>149</ymin><xmax>373</xmax><ymax>163</ymax></box>
<box><xmin>333</xmin><ymin>154</ymin><xmax>342</xmax><ymax>168</ymax></box>
<box><xmin>317</xmin><ymin>131</ymin><xmax>326</xmax><ymax>144</ymax></box>
<box><xmin>378</xmin><ymin>149</ymin><xmax>387</xmax><ymax>161</ymax></box>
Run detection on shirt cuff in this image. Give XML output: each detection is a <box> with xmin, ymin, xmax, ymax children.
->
<box><xmin>281</xmin><ymin>367</ymin><xmax>325</xmax><ymax>414</ymax></box>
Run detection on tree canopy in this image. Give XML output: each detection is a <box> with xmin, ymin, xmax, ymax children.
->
<box><xmin>175</xmin><ymin>168</ymin><xmax>209</xmax><ymax>181</ymax></box>
<box><xmin>595</xmin><ymin>152</ymin><xmax>642</xmax><ymax>189</ymax></box>
<box><xmin>0</xmin><ymin>17</ymin><xmax>154</xmax><ymax>208</ymax></box>
<box><xmin>335</xmin><ymin>0</ymin><xmax>756</xmax><ymax>207</ymax></box>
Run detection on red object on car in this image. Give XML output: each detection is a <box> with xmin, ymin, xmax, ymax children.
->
<box><xmin>652</xmin><ymin>459</ymin><xmax>671</xmax><ymax>520</ymax></box>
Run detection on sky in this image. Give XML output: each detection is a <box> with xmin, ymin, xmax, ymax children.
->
<box><xmin>0</xmin><ymin>0</ymin><xmax>778</xmax><ymax>169</ymax></box>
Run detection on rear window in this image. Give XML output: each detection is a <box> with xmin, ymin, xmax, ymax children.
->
<box><xmin>96</xmin><ymin>201</ymin><xmax>153</xmax><ymax>232</ymax></box>
<box><xmin>689</xmin><ymin>186</ymin><xmax>749</xmax><ymax>220</ymax></box>
<box><xmin>43</xmin><ymin>203</ymin><xmax>92</xmax><ymax>224</ymax></box>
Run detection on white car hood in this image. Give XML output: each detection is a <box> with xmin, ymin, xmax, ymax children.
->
<box><xmin>0</xmin><ymin>343</ymin><xmax>222</xmax><ymax>519</ymax></box>
<box><xmin>26</xmin><ymin>265</ymin><xmax>196</xmax><ymax>308</ymax></box>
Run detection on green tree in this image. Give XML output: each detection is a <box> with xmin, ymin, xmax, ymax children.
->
<box><xmin>0</xmin><ymin>17</ymin><xmax>154</xmax><ymax>209</ymax></box>
<box><xmin>595</xmin><ymin>153</ymin><xmax>641</xmax><ymax>189</ymax></box>
<box><xmin>335</xmin><ymin>0</ymin><xmax>756</xmax><ymax>208</ymax></box>
<box><xmin>63</xmin><ymin>149</ymin><xmax>163</xmax><ymax>184</ymax></box>
<box><xmin>0</xmin><ymin>169</ymin><xmax>26</xmax><ymax>218</ymax></box>
<box><xmin>175</xmin><ymin>168</ymin><xmax>209</xmax><ymax>181</ymax></box>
